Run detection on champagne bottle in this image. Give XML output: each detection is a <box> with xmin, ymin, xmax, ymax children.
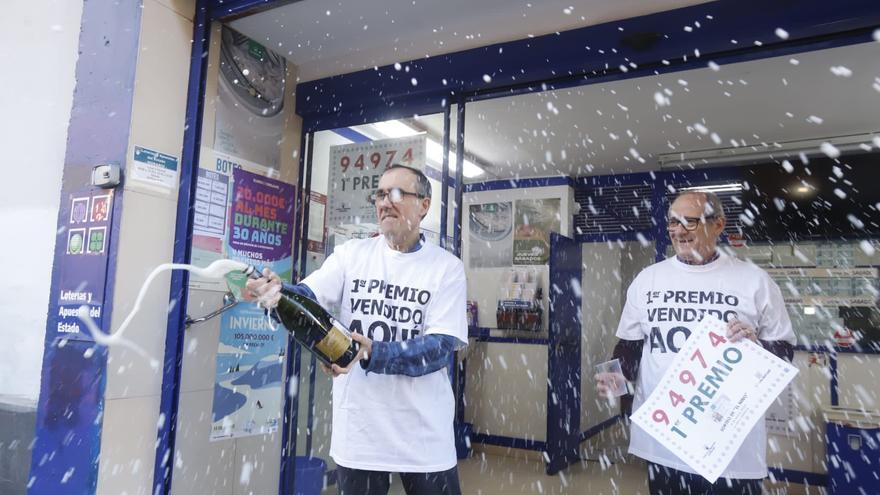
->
<box><xmin>242</xmin><ymin>266</ymin><xmax>359</xmax><ymax>367</ymax></box>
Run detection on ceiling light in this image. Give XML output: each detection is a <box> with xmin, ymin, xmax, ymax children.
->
<box><xmin>371</xmin><ymin>120</ymin><xmax>420</xmax><ymax>138</ymax></box>
<box><xmin>425</xmin><ymin>139</ymin><xmax>484</xmax><ymax>178</ymax></box>
<box><xmin>679</xmin><ymin>183</ymin><xmax>743</xmax><ymax>193</ymax></box>
<box><xmin>658</xmin><ymin>132</ymin><xmax>879</xmax><ymax>170</ymax></box>
<box><xmin>364</xmin><ymin>119</ymin><xmax>485</xmax><ymax>179</ymax></box>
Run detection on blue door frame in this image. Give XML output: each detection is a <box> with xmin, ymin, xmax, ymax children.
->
<box><xmin>547</xmin><ymin>233</ymin><xmax>583</xmax><ymax>475</ymax></box>
<box><xmin>150</xmin><ymin>1</ymin><xmax>880</xmax><ymax>494</ymax></box>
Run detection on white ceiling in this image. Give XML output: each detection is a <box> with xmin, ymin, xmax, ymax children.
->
<box><xmin>230</xmin><ymin>0</ymin><xmax>709</xmax><ymax>82</ymax></box>
<box><xmin>419</xmin><ymin>41</ymin><xmax>880</xmax><ymax>180</ymax></box>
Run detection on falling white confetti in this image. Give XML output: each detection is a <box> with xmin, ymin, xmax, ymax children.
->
<box><xmin>739</xmin><ymin>213</ymin><xmax>755</xmax><ymax>226</ymax></box>
<box><xmin>830</xmin><ymin>66</ymin><xmax>852</xmax><ymax>77</ymax></box>
<box><xmin>820</xmin><ymin>142</ymin><xmax>841</xmax><ymax>158</ymax></box>
<box><xmin>654</xmin><ymin>91</ymin><xmax>671</xmax><ymax>106</ymax></box>
<box><xmin>775</xmin><ymin>28</ymin><xmax>789</xmax><ymax>40</ymax></box>
<box><xmin>240</xmin><ymin>461</ymin><xmax>253</xmax><ymax>485</ymax></box>
<box><xmin>859</xmin><ymin>240</ymin><xmax>876</xmax><ymax>256</ymax></box>
<box><xmin>847</xmin><ymin>214</ymin><xmax>864</xmax><ymax>229</ymax></box>
<box><xmin>708</xmin><ymin>61</ymin><xmax>720</xmax><ymax>71</ymax></box>
<box><xmin>482</xmin><ymin>74</ymin><xmax>492</xmax><ymax>83</ymax></box>
<box><xmin>781</xmin><ymin>160</ymin><xmax>794</xmax><ymax>173</ymax></box>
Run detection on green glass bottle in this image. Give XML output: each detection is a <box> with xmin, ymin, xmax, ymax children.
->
<box><xmin>242</xmin><ymin>266</ymin><xmax>359</xmax><ymax>367</ymax></box>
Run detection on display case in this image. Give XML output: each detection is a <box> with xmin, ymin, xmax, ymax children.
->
<box><xmin>726</xmin><ymin>241</ymin><xmax>880</xmax><ymax>349</ymax></box>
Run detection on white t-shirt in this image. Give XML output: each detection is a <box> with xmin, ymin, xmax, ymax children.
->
<box><xmin>302</xmin><ymin>235</ymin><xmax>468</xmax><ymax>472</ymax></box>
<box><xmin>616</xmin><ymin>251</ymin><xmax>795</xmax><ymax>479</ymax></box>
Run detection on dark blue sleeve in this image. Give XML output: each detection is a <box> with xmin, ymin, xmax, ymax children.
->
<box><xmin>612</xmin><ymin>338</ymin><xmax>644</xmax><ymax>382</ymax></box>
<box><xmin>760</xmin><ymin>339</ymin><xmax>795</xmax><ymax>362</ymax></box>
<box><xmin>361</xmin><ymin>334</ymin><xmax>460</xmax><ymax>377</ymax></box>
<box><xmin>281</xmin><ymin>282</ymin><xmax>317</xmax><ymax>301</ymax></box>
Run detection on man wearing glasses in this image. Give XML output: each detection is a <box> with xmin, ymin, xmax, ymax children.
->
<box><xmin>597</xmin><ymin>191</ymin><xmax>795</xmax><ymax>495</ymax></box>
<box><xmin>246</xmin><ymin>165</ymin><xmax>466</xmax><ymax>495</ymax></box>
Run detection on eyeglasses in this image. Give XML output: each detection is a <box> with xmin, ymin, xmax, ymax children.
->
<box><xmin>667</xmin><ymin>215</ymin><xmax>717</xmax><ymax>231</ymax></box>
<box><xmin>369</xmin><ymin>188</ymin><xmax>425</xmax><ymax>205</ymax></box>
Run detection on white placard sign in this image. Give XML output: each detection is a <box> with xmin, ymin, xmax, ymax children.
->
<box><xmin>631</xmin><ymin>317</ymin><xmax>798</xmax><ymax>483</ymax></box>
<box><xmin>327</xmin><ymin>135</ymin><xmax>426</xmax><ymax>227</ymax></box>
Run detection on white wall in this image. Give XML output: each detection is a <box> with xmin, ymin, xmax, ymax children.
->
<box><xmin>579</xmin><ymin>242</ymin><xmax>626</xmax><ymax>432</ymax></box>
<box><xmin>0</xmin><ymin>0</ymin><xmax>83</xmax><ymax>401</ymax></box>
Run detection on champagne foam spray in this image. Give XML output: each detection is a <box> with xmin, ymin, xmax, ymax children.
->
<box><xmin>76</xmin><ymin>259</ymin><xmax>252</xmax><ymax>368</ymax></box>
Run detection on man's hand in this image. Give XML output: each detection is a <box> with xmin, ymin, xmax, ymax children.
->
<box><xmin>595</xmin><ymin>372</ymin><xmax>626</xmax><ymax>399</ymax></box>
<box><xmin>726</xmin><ymin>318</ymin><xmax>758</xmax><ymax>343</ymax></box>
<box><xmin>321</xmin><ymin>332</ymin><xmax>373</xmax><ymax>378</ymax></box>
<box><xmin>243</xmin><ymin>268</ymin><xmax>282</xmax><ymax>310</ymax></box>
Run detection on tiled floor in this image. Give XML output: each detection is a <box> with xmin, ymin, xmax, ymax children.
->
<box><xmin>459</xmin><ymin>452</ymin><xmax>649</xmax><ymax>495</ymax></box>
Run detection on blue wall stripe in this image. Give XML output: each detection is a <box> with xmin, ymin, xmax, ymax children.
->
<box><xmin>574</xmin><ymin>172</ymin><xmax>655</xmax><ymax>188</ymax></box>
<box><xmin>471</xmin><ymin>433</ymin><xmax>546</xmax><ymax>452</ymax></box>
<box><xmin>768</xmin><ymin>467</ymin><xmax>828</xmax><ymax>487</ymax></box>
<box><xmin>207</xmin><ymin>0</ymin><xmax>300</xmax><ymax>20</ymax></box>
<box><xmin>469</xmin><ymin>417</ymin><xmax>619</xmax><ymax>455</ymax></box>
<box><xmin>152</xmin><ymin>4</ymin><xmax>210</xmax><ymax>494</ymax></box>
<box><xmin>465</xmin><ymin>176</ymin><xmax>573</xmax><ymax>193</ymax></box>
<box><xmin>29</xmin><ymin>0</ymin><xmax>143</xmax><ymax>493</ymax></box>
<box><xmin>475</xmin><ymin>336</ymin><xmax>550</xmax><ymax>346</ymax></box>
<box><xmin>579</xmin><ymin>415</ymin><xmax>622</xmax><ymax>443</ymax></box>
<box><xmin>575</xmin><ymin>232</ymin><xmax>653</xmax><ymax>244</ymax></box>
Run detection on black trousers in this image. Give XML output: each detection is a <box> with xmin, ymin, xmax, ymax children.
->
<box><xmin>647</xmin><ymin>462</ymin><xmax>763</xmax><ymax>495</ymax></box>
<box><xmin>336</xmin><ymin>465</ymin><xmax>462</xmax><ymax>495</ymax></box>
